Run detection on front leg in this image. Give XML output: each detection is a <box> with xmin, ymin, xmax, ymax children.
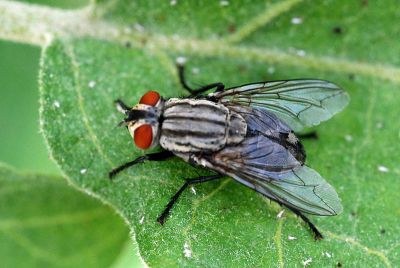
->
<box><xmin>109</xmin><ymin>151</ymin><xmax>174</xmax><ymax>179</ymax></box>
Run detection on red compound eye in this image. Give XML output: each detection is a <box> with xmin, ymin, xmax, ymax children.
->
<box><xmin>139</xmin><ymin>91</ymin><xmax>160</xmax><ymax>106</ymax></box>
<box><xmin>134</xmin><ymin>124</ymin><xmax>153</xmax><ymax>149</ymax></box>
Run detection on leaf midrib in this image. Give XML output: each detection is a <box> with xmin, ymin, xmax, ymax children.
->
<box><xmin>1</xmin><ymin>0</ymin><xmax>400</xmax><ymax>84</ymax></box>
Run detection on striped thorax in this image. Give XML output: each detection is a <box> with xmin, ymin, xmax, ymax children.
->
<box><xmin>160</xmin><ymin>98</ymin><xmax>247</xmax><ymax>153</ymax></box>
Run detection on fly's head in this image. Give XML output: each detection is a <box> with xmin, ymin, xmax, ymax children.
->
<box><xmin>118</xmin><ymin>91</ymin><xmax>164</xmax><ymax>150</ymax></box>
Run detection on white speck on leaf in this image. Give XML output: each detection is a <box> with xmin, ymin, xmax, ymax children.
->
<box><xmin>378</xmin><ymin>165</ymin><xmax>389</xmax><ymax>173</ymax></box>
<box><xmin>53</xmin><ymin>100</ymin><xmax>60</xmax><ymax>108</ymax></box>
<box><xmin>220</xmin><ymin>0</ymin><xmax>229</xmax><ymax>6</ymax></box>
<box><xmin>191</xmin><ymin>186</ymin><xmax>197</xmax><ymax>195</ymax></box>
<box><xmin>324</xmin><ymin>252</ymin><xmax>332</xmax><ymax>258</ymax></box>
<box><xmin>183</xmin><ymin>242</ymin><xmax>192</xmax><ymax>258</ymax></box>
<box><xmin>80</xmin><ymin>168</ymin><xmax>87</xmax><ymax>174</ymax></box>
<box><xmin>277</xmin><ymin>210</ymin><xmax>285</xmax><ymax>219</ymax></box>
<box><xmin>267</xmin><ymin>66</ymin><xmax>275</xmax><ymax>74</ymax></box>
<box><xmin>376</xmin><ymin>121</ymin><xmax>383</xmax><ymax>129</ymax></box>
<box><xmin>170</xmin><ymin>0</ymin><xmax>177</xmax><ymax>6</ymax></box>
<box><xmin>297</xmin><ymin>50</ymin><xmax>306</xmax><ymax>57</ymax></box>
<box><xmin>191</xmin><ymin>67</ymin><xmax>200</xmax><ymax>74</ymax></box>
<box><xmin>134</xmin><ymin>23</ymin><xmax>145</xmax><ymax>32</ymax></box>
<box><xmin>123</xmin><ymin>27</ymin><xmax>132</xmax><ymax>34</ymax></box>
<box><xmin>139</xmin><ymin>216</ymin><xmax>145</xmax><ymax>225</ymax></box>
<box><xmin>88</xmin><ymin>80</ymin><xmax>96</xmax><ymax>88</ymax></box>
<box><xmin>176</xmin><ymin>56</ymin><xmax>187</xmax><ymax>65</ymax></box>
<box><xmin>291</xmin><ymin>17</ymin><xmax>303</xmax><ymax>24</ymax></box>
<box><xmin>288</xmin><ymin>235</ymin><xmax>297</xmax><ymax>240</ymax></box>
<box><xmin>302</xmin><ymin>258</ymin><xmax>312</xmax><ymax>266</ymax></box>
<box><xmin>171</xmin><ymin>34</ymin><xmax>180</xmax><ymax>40</ymax></box>
<box><xmin>345</xmin><ymin>134</ymin><xmax>353</xmax><ymax>142</ymax></box>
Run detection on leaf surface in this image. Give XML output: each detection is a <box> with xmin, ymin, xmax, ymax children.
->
<box><xmin>39</xmin><ymin>0</ymin><xmax>400</xmax><ymax>266</ymax></box>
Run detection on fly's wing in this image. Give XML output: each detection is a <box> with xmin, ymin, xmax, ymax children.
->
<box><xmin>210</xmin><ymin>80</ymin><xmax>349</xmax><ymax>131</ymax></box>
<box><xmin>228</xmin><ymin>104</ymin><xmax>293</xmax><ymax>135</ymax></box>
<box><xmin>210</xmin><ymin>134</ymin><xmax>302</xmax><ymax>173</ymax></box>
<box><xmin>232</xmin><ymin>166</ymin><xmax>343</xmax><ymax>216</ymax></box>
<box><xmin>228</xmin><ymin>105</ymin><xmax>306</xmax><ymax>164</ymax></box>
<box><xmin>203</xmin><ymin>135</ymin><xmax>343</xmax><ymax>216</ymax></box>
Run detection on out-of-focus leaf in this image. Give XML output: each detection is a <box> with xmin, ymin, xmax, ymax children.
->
<box><xmin>0</xmin><ymin>163</ymin><xmax>132</xmax><ymax>268</ymax></box>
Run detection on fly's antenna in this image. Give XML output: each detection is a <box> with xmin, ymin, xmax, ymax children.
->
<box><xmin>114</xmin><ymin>99</ymin><xmax>131</xmax><ymax>115</ymax></box>
<box><xmin>117</xmin><ymin>109</ymin><xmax>152</xmax><ymax>128</ymax></box>
<box><xmin>114</xmin><ymin>109</ymin><xmax>142</xmax><ymax>128</ymax></box>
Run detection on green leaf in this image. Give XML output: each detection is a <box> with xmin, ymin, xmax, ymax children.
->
<box><xmin>0</xmin><ymin>163</ymin><xmax>135</xmax><ymax>268</ymax></box>
<box><xmin>38</xmin><ymin>0</ymin><xmax>400</xmax><ymax>266</ymax></box>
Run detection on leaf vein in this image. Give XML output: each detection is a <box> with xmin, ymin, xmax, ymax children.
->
<box><xmin>0</xmin><ymin>208</ymin><xmax>107</xmax><ymax>229</ymax></box>
<box><xmin>224</xmin><ymin>0</ymin><xmax>304</xmax><ymax>44</ymax></box>
<box><xmin>324</xmin><ymin>230</ymin><xmax>392</xmax><ymax>268</ymax></box>
<box><xmin>351</xmin><ymin>86</ymin><xmax>375</xmax><ymax>234</ymax></box>
<box><xmin>274</xmin><ymin>217</ymin><xmax>284</xmax><ymax>268</ymax></box>
<box><xmin>2</xmin><ymin>1</ymin><xmax>400</xmax><ymax>84</ymax></box>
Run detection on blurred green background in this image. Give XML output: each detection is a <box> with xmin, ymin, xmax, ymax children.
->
<box><xmin>0</xmin><ymin>0</ymin><xmax>89</xmax><ymax>174</ymax></box>
<box><xmin>0</xmin><ymin>0</ymin><xmax>142</xmax><ymax>267</ymax></box>
<box><xmin>0</xmin><ymin>41</ymin><xmax>55</xmax><ymax>173</ymax></box>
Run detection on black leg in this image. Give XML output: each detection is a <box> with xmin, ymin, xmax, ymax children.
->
<box><xmin>157</xmin><ymin>174</ymin><xmax>224</xmax><ymax>225</ymax></box>
<box><xmin>297</xmin><ymin>131</ymin><xmax>318</xmax><ymax>140</ymax></box>
<box><xmin>109</xmin><ymin>151</ymin><xmax>174</xmax><ymax>179</ymax></box>
<box><xmin>177</xmin><ymin>64</ymin><xmax>225</xmax><ymax>96</ymax></box>
<box><xmin>285</xmin><ymin>206</ymin><xmax>323</xmax><ymax>240</ymax></box>
<box><xmin>114</xmin><ymin>99</ymin><xmax>131</xmax><ymax>114</ymax></box>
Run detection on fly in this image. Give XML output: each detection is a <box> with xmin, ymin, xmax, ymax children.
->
<box><xmin>109</xmin><ymin>61</ymin><xmax>349</xmax><ymax>239</ymax></box>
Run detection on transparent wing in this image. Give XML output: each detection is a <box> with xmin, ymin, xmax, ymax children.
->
<box><xmin>227</xmin><ymin>105</ymin><xmax>306</xmax><ymax>163</ymax></box>
<box><xmin>233</xmin><ymin>166</ymin><xmax>343</xmax><ymax>216</ymax></box>
<box><xmin>203</xmin><ymin>135</ymin><xmax>343</xmax><ymax>216</ymax></box>
<box><xmin>211</xmin><ymin>80</ymin><xmax>350</xmax><ymax>131</ymax></box>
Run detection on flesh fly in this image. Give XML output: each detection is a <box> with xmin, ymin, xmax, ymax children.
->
<box><xmin>110</xmin><ymin>63</ymin><xmax>349</xmax><ymax>239</ymax></box>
